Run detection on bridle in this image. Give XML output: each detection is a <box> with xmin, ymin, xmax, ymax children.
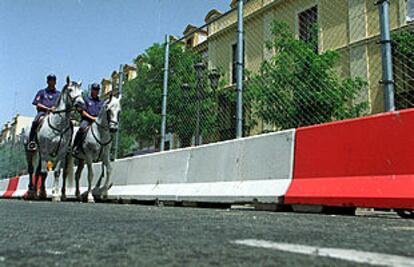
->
<box><xmin>52</xmin><ymin>85</ymin><xmax>82</xmax><ymax>114</ymax></box>
<box><xmin>45</xmin><ymin>85</ymin><xmax>82</xmax><ymax>156</ymax></box>
<box><xmin>47</xmin><ymin>86</ymin><xmax>81</xmax><ymax>132</ymax></box>
<box><xmin>91</xmin><ymin>106</ymin><xmax>119</xmax><ymax>147</ymax></box>
<box><xmin>87</xmin><ymin>106</ymin><xmax>118</xmax><ymax>161</ymax></box>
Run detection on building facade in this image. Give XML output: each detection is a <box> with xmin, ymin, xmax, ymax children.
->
<box><xmin>0</xmin><ymin>114</ymin><xmax>33</xmax><ymax>144</ymax></box>
<box><xmin>101</xmin><ymin>64</ymin><xmax>137</xmax><ymax>100</ymax></box>
<box><xmin>204</xmin><ymin>0</ymin><xmax>414</xmax><ymax>135</ymax></box>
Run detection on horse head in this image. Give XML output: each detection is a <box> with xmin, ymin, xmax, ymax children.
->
<box><xmin>104</xmin><ymin>93</ymin><xmax>122</xmax><ymax>133</ymax></box>
<box><xmin>63</xmin><ymin>76</ymin><xmax>85</xmax><ymax>109</ymax></box>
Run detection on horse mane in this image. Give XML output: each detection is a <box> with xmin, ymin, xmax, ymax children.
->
<box><xmin>54</xmin><ymin>81</ymin><xmax>80</xmax><ymax>108</ymax></box>
<box><xmin>51</xmin><ymin>85</ymin><xmax>66</xmax><ymax>109</ymax></box>
<box><xmin>97</xmin><ymin>98</ymin><xmax>110</xmax><ymax>121</ymax></box>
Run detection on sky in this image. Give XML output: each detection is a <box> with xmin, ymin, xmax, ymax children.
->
<box><xmin>0</xmin><ymin>0</ymin><xmax>230</xmax><ymax>125</ymax></box>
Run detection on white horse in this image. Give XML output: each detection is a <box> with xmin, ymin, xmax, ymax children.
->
<box><xmin>25</xmin><ymin>77</ymin><xmax>84</xmax><ymax>201</ymax></box>
<box><xmin>63</xmin><ymin>94</ymin><xmax>121</xmax><ymax>203</ymax></box>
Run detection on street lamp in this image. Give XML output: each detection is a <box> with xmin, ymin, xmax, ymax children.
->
<box><xmin>208</xmin><ymin>68</ymin><xmax>221</xmax><ymax>92</ymax></box>
<box><xmin>193</xmin><ymin>62</ymin><xmax>206</xmax><ymax>146</ymax></box>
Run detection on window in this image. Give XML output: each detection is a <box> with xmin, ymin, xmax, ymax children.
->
<box><xmin>232</xmin><ymin>44</ymin><xmax>237</xmax><ymax>84</ymax></box>
<box><xmin>218</xmin><ymin>93</ymin><xmax>236</xmax><ymax>140</ymax></box>
<box><xmin>232</xmin><ymin>42</ymin><xmax>245</xmax><ymax>84</ymax></box>
<box><xmin>298</xmin><ymin>6</ymin><xmax>318</xmax><ymax>52</ymax></box>
<box><xmin>186</xmin><ymin>38</ymin><xmax>193</xmax><ymax>48</ymax></box>
<box><xmin>407</xmin><ymin>0</ymin><xmax>414</xmax><ymax>23</ymax></box>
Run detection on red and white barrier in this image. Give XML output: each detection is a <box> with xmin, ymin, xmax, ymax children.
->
<box><xmin>0</xmin><ymin>178</ymin><xmax>10</xmax><ymax>197</ymax></box>
<box><xmin>2</xmin><ymin>176</ymin><xmax>19</xmax><ymax>198</ymax></box>
<box><xmin>1</xmin><ymin>109</ymin><xmax>414</xmax><ymax>210</ymax></box>
<box><xmin>285</xmin><ymin>109</ymin><xmax>414</xmax><ymax>209</ymax></box>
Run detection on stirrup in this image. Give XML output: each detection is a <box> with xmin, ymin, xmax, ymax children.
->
<box><xmin>27</xmin><ymin>141</ymin><xmax>37</xmax><ymax>151</ymax></box>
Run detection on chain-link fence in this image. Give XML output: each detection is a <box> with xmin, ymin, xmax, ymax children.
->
<box><xmin>0</xmin><ymin>134</ymin><xmax>26</xmax><ymax>180</ymax></box>
<box><xmin>117</xmin><ymin>0</ymin><xmax>414</xmax><ymax>156</ymax></box>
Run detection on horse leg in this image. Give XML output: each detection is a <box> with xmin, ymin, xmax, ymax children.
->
<box><xmin>61</xmin><ymin>153</ymin><xmax>71</xmax><ymax>201</ymax></box>
<box><xmin>26</xmin><ymin>152</ymin><xmax>36</xmax><ymax>199</ymax></box>
<box><xmin>52</xmin><ymin>160</ymin><xmax>62</xmax><ymax>202</ymax></box>
<box><xmin>34</xmin><ymin>160</ymin><xmax>41</xmax><ymax>198</ymax></box>
<box><xmin>61</xmin><ymin>160</ymin><xmax>67</xmax><ymax>201</ymax></box>
<box><xmin>94</xmin><ymin>163</ymin><xmax>105</xmax><ymax>189</ymax></box>
<box><xmin>92</xmin><ymin>163</ymin><xmax>105</xmax><ymax>197</ymax></box>
<box><xmin>102</xmin><ymin>155</ymin><xmax>113</xmax><ymax>199</ymax></box>
<box><xmin>87</xmin><ymin>163</ymin><xmax>94</xmax><ymax>203</ymax></box>
<box><xmin>39</xmin><ymin>158</ymin><xmax>48</xmax><ymax>200</ymax></box>
<box><xmin>75</xmin><ymin>160</ymin><xmax>84</xmax><ymax>200</ymax></box>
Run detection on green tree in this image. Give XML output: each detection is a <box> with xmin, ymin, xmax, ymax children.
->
<box><xmin>0</xmin><ymin>138</ymin><xmax>26</xmax><ymax>179</ymax></box>
<box><xmin>247</xmin><ymin>21</ymin><xmax>368</xmax><ymax>130</ymax></box>
<box><xmin>392</xmin><ymin>30</ymin><xmax>414</xmax><ymax>55</ymax></box>
<box><xmin>392</xmin><ymin>30</ymin><xmax>414</xmax><ymax>109</ymax></box>
<box><xmin>119</xmin><ymin>43</ymin><xmax>218</xmax><ymax>156</ymax></box>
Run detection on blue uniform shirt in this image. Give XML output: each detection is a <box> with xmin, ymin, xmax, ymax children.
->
<box><xmin>32</xmin><ymin>88</ymin><xmax>61</xmax><ymax>111</ymax></box>
<box><xmin>83</xmin><ymin>96</ymin><xmax>104</xmax><ymax>118</ymax></box>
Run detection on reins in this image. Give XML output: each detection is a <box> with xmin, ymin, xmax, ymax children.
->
<box><xmin>44</xmin><ymin>87</ymin><xmax>81</xmax><ymax>156</ymax></box>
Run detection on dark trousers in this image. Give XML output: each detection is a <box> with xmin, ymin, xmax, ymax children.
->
<box><xmin>73</xmin><ymin>120</ymin><xmax>92</xmax><ymax>147</ymax></box>
<box><xmin>29</xmin><ymin>112</ymin><xmax>46</xmax><ymax>142</ymax></box>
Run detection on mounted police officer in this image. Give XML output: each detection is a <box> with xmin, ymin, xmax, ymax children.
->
<box><xmin>27</xmin><ymin>74</ymin><xmax>60</xmax><ymax>151</ymax></box>
<box><xmin>73</xmin><ymin>83</ymin><xmax>104</xmax><ymax>154</ymax></box>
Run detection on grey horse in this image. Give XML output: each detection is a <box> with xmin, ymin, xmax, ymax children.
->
<box><xmin>25</xmin><ymin>77</ymin><xmax>84</xmax><ymax>201</ymax></box>
<box><xmin>63</xmin><ymin>93</ymin><xmax>121</xmax><ymax>203</ymax></box>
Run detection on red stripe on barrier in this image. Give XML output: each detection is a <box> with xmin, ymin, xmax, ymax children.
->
<box><xmin>285</xmin><ymin>109</ymin><xmax>414</xmax><ymax>209</ymax></box>
<box><xmin>285</xmin><ymin>176</ymin><xmax>414</xmax><ymax>209</ymax></box>
<box><xmin>3</xmin><ymin>177</ymin><xmax>20</xmax><ymax>198</ymax></box>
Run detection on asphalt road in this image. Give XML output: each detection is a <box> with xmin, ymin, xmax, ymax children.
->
<box><xmin>0</xmin><ymin>200</ymin><xmax>413</xmax><ymax>267</ymax></box>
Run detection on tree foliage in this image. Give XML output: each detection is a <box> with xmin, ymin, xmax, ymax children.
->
<box><xmin>0</xmin><ymin>139</ymin><xmax>26</xmax><ymax>179</ymax></box>
<box><xmin>247</xmin><ymin>21</ymin><xmax>368</xmax><ymax>130</ymax></box>
<box><xmin>119</xmin><ymin>43</ymin><xmax>219</xmax><ymax>156</ymax></box>
<box><xmin>392</xmin><ymin>30</ymin><xmax>414</xmax><ymax>56</ymax></box>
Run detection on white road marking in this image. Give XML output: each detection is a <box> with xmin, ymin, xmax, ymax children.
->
<box><xmin>232</xmin><ymin>239</ymin><xmax>414</xmax><ymax>267</ymax></box>
<box><xmin>45</xmin><ymin>250</ymin><xmax>65</xmax><ymax>256</ymax></box>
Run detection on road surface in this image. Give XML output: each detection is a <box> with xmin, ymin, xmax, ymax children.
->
<box><xmin>0</xmin><ymin>199</ymin><xmax>413</xmax><ymax>266</ymax></box>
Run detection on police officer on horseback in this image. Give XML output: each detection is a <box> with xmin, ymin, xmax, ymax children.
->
<box><xmin>73</xmin><ymin>83</ymin><xmax>104</xmax><ymax>154</ymax></box>
<box><xmin>27</xmin><ymin>74</ymin><xmax>60</xmax><ymax>151</ymax></box>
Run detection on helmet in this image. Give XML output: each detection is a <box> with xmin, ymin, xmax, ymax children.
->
<box><xmin>46</xmin><ymin>74</ymin><xmax>56</xmax><ymax>81</ymax></box>
<box><xmin>91</xmin><ymin>83</ymin><xmax>100</xmax><ymax>91</ymax></box>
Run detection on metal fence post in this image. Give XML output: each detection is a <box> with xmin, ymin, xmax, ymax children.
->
<box><xmin>236</xmin><ymin>0</ymin><xmax>244</xmax><ymax>138</ymax></box>
<box><xmin>114</xmin><ymin>64</ymin><xmax>124</xmax><ymax>159</ymax></box>
<box><xmin>160</xmin><ymin>35</ymin><xmax>170</xmax><ymax>151</ymax></box>
<box><xmin>377</xmin><ymin>0</ymin><xmax>395</xmax><ymax>112</ymax></box>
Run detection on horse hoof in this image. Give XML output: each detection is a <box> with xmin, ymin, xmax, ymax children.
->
<box><xmin>52</xmin><ymin>195</ymin><xmax>61</xmax><ymax>202</ymax></box>
<box><xmin>87</xmin><ymin>196</ymin><xmax>95</xmax><ymax>203</ymax></box>
<box><xmin>26</xmin><ymin>190</ymin><xmax>36</xmax><ymax>200</ymax></box>
<box><xmin>38</xmin><ymin>191</ymin><xmax>47</xmax><ymax>200</ymax></box>
<box><xmin>61</xmin><ymin>195</ymin><xmax>67</xmax><ymax>201</ymax></box>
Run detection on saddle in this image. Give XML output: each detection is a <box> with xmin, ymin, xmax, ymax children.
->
<box><xmin>35</xmin><ymin>115</ymin><xmax>46</xmax><ymax>131</ymax></box>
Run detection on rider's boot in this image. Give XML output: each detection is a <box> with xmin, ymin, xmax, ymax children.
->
<box><xmin>72</xmin><ymin>130</ymin><xmax>84</xmax><ymax>155</ymax></box>
<box><xmin>27</xmin><ymin>122</ymin><xmax>38</xmax><ymax>151</ymax></box>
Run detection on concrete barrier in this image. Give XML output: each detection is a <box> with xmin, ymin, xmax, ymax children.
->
<box><xmin>13</xmin><ymin>175</ymin><xmax>29</xmax><ymax>197</ymax></box>
<box><xmin>2</xmin><ymin>177</ymin><xmax>19</xmax><ymax>198</ymax></box>
<box><xmin>1</xmin><ymin>107</ymin><xmax>414</xmax><ymax>211</ymax></box>
<box><xmin>0</xmin><ymin>130</ymin><xmax>294</xmax><ymax>203</ymax></box>
<box><xmin>108</xmin><ymin>129</ymin><xmax>296</xmax><ymax>203</ymax></box>
<box><xmin>0</xmin><ymin>178</ymin><xmax>10</xmax><ymax>197</ymax></box>
<box><xmin>285</xmin><ymin>109</ymin><xmax>414</xmax><ymax>209</ymax></box>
